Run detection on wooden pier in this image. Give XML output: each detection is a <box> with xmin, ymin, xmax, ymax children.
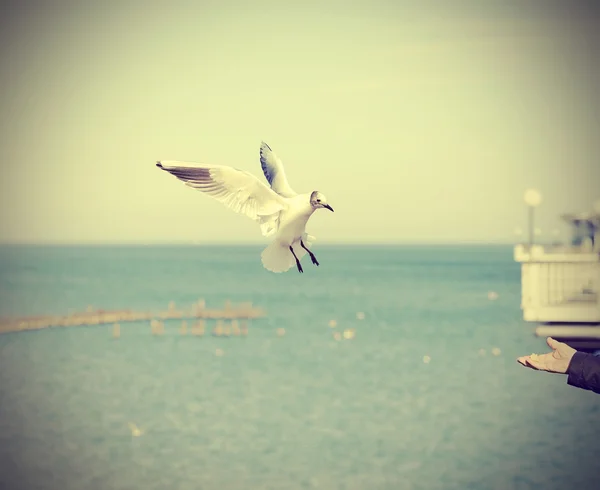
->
<box><xmin>0</xmin><ymin>301</ymin><xmax>265</xmax><ymax>335</ymax></box>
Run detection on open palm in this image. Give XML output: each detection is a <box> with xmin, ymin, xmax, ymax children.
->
<box><xmin>517</xmin><ymin>337</ymin><xmax>577</xmax><ymax>374</ymax></box>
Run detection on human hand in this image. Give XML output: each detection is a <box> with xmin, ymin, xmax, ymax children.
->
<box><xmin>517</xmin><ymin>337</ymin><xmax>577</xmax><ymax>374</ymax></box>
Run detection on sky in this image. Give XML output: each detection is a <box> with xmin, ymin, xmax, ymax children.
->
<box><xmin>1</xmin><ymin>0</ymin><xmax>599</xmax><ymax>244</ymax></box>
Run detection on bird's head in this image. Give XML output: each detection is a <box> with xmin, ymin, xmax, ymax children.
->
<box><xmin>310</xmin><ymin>191</ymin><xmax>334</xmax><ymax>212</ymax></box>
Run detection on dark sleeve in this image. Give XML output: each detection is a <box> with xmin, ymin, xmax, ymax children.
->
<box><xmin>566</xmin><ymin>351</ymin><xmax>600</xmax><ymax>394</ymax></box>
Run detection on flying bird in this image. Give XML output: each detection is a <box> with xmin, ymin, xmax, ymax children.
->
<box><xmin>156</xmin><ymin>142</ymin><xmax>334</xmax><ymax>273</ymax></box>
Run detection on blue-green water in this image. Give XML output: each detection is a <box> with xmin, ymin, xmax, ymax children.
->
<box><xmin>0</xmin><ymin>245</ymin><xmax>598</xmax><ymax>490</ymax></box>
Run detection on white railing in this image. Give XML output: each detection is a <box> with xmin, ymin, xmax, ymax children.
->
<box><xmin>515</xmin><ymin>244</ymin><xmax>600</xmax><ymax>323</ymax></box>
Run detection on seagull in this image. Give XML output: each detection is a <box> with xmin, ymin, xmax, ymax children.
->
<box><xmin>156</xmin><ymin>142</ymin><xmax>334</xmax><ymax>273</ymax></box>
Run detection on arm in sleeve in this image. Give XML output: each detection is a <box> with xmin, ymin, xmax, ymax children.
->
<box><xmin>566</xmin><ymin>351</ymin><xmax>600</xmax><ymax>394</ymax></box>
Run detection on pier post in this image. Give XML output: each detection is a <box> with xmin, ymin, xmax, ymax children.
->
<box><xmin>240</xmin><ymin>320</ymin><xmax>248</xmax><ymax>336</ymax></box>
<box><xmin>192</xmin><ymin>319</ymin><xmax>205</xmax><ymax>336</ymax></box>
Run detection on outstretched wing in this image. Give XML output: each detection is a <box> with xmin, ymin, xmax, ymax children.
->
<box><xmin>156</xmin><ymin>161</ymin><xmax>287</xmax><ymax>221</ymax></box>
<box><xmin>259</xmin><ymin>142</ymin><xmax>297</xmax><ymax>198</ymax></box>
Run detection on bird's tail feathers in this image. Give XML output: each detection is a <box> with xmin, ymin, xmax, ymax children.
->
<box><xmin>261</xmin><ymin>234</ymin><xmax>316</xmax><ymax>273</ymax></box>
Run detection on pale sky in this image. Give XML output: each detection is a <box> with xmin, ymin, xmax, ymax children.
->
<box><xmin>1</xmin><ymin>0</ymin><xmax>599</xmax><ymax>244</ymax></box>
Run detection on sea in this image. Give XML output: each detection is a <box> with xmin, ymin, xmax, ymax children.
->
<box><xmin>0</xmin><ymin>245</ymin><xmax>598</xmax><ymax>490</ymax></box>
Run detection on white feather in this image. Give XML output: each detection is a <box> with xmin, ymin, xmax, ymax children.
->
<box><xmin>157</xmin><ymin>161</ymin><xmax>286</xmax><ymax>220</ymax></box>
<box><xmin>261</xmin><ymin>234</ymin><xmax>315</xmax><ymax>273</ymax></box>
<box><xmin>259</xmin><ymin>142</ymin><xmax>297</xmax><ymax>198</ymax></box>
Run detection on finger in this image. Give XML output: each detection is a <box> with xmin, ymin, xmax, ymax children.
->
<box><xmin>517</xmin><ymin>356</ymin><xmax>542</xmax><ymax>370</ymax></box>
<box><xmin>517</xmin><ymin>356</ymin><xmax>531</xmax><ymax>366</ymax></box>
<box><xmin>525</xmin><ymin>357</ymin><xmax>545</xmax><ymax>371</ymax></box>
<box><xmin>547</xmin><ymin>337</ymin><xmax>561</xmax><ymax>350</ymax></box>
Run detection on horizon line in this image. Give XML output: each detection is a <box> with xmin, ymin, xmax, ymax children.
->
<box><xmin>0</xmin><ymin>240</ymin><xmax>524</xmax><ymax>247</ymax></box>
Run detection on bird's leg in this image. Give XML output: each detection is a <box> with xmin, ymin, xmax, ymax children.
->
<box><xmin>300</xmin><ymin>240</ymin><xmax>319</xmax><ymax>266</ymax></box>
<box><xmin>289</xmin><ymin>246</ymin><xmax>303</xmax><ymax>273</ymax></box>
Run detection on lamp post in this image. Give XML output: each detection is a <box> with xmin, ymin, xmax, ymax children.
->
<box><xmin>524</xmin><ymin>188</ymin><xmax>542</xmax><ymax>248</ymax></box>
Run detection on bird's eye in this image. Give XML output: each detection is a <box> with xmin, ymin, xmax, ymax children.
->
<box><xmin>317</xmin><ymin>199</ymin><xmax>321</xmax><ymax>203</ymax></box>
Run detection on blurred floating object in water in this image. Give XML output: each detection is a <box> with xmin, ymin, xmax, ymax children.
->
<box><xmin>478</xmin><ymin>348</ymin><xmax>486</xmax><ymax>357</ymax></box>
<box><xmin>328</xmin><ymin>319</ymin><xmax>337</xmax><ymax>328</ymax></box>
<box><xmin>212</xmin><ymin>320</ymin><xmax>224</xmax><ymax>337</ymax></box>
<box><xmin>112</xmin><ymin>323</ymin><xmax>120</xmax><ymax>339</ymax></box>
<box><xmin>491</xmin><ymin>347</ymin><xmax>502</xmax><ymax>356</ymax></box>
<box><xmin>191</xmin><ymin>320</ymin><xmax>205</xmax><ymax>336</ymax></box>
<box><xmin>487</xmin><ymin>291</ymin><xmax>499</xmax><ymax>301</ymax></box>
<box><xmin>356</xmin><ymin>312</ymin><xmax>365</xmax><ymax>320</ymax></box>
<box><xmin>276</xmin><ymin>327</ymin><xmax>286</xmax><ymax>337</ymax></box>
<box><xmin>0</xmin><ymin>304</ymin><xmax>261</xmax><ymax>339</ymax></box>
<box><xmin>128</xmin><ymin>422</ymin><xmax>143</xmax><ymax>437</ymax></box>
<box><xmin>343</xmin><ymin>328</ymin><xmax>355</xmax><ymax>340</ymax></box>
<box><xmin>423</xmin><ymin>355</ymin><xmax>431</xmax><ymax>364</ymax></box>
<box><xmin>333</xmin><ymin>332</ymin><xmax>342</xmax><ymax>341</ymax></box>
<box><xmin>215</xmin><ymin>348</ymin><xmax>224</xmax><ymax>357</ymax></box>
<box><xmin>0</xmin><ymin>301</ymin><xmax>265</xmax><ymax>335</ymax></box>
<box><xmin>151</xmin><ymin>319</ymin><xmax>164</xmax><ymax>335</ymax></box>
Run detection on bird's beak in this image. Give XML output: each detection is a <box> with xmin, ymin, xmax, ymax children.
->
<box><xmin>324</xmin><ymin>204</ymin><xmax>334</xmax><ymax>212</ymax></box>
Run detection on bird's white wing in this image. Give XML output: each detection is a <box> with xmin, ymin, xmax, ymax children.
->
<box><xmin>259</xmin><ymin>142</ymin><xmax>297</xmax><ymax>198</ymax></box>
<box><xmin>157</xmin><ymin>161</ymin><xmax>287</xmax><ymax>220</ymax></box>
